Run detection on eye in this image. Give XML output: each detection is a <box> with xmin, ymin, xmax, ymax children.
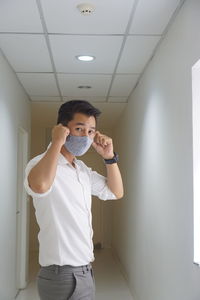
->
<box><xmin>89</xmin><ymin>130</ymin><xmax>95</xmax><ymax>135</ymax></box>
<box><xmin>75</xmin><ymin>127</ymin><xmax>83</xmax><ymax>131</ymax></box>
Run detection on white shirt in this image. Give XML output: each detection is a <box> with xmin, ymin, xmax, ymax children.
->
<box><xmin>24</xmin><ymin>149</ymin><xmax>117</xmax><ymax>267</ymax></box>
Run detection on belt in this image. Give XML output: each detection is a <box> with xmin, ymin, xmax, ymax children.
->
<box><xmin>42</xmin><ymin>263</ymin><xmax>92</xmax><ymax>275</ymax></box>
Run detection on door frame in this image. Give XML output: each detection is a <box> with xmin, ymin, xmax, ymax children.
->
<box><xmin>15</xmin><ymin>127</ymin><xmax>29</xmax><ymax>296</ymax></box>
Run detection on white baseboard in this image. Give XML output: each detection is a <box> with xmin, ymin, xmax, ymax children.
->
<box><xmin>111</xmin><ymin>247</ymin><xmax>138</xmax><ymax>300</ymax></box>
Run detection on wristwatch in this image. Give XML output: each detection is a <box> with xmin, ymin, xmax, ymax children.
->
<box><xmin>104</xmin><ymin>152</ymin><xmax>119</xmax><ymax>164</ymax></box>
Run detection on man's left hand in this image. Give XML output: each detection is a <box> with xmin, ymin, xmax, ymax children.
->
<box><xmin>92</xmin><ymin>131</ymin><xmax>114</xmax><ymax>159</ymax></box>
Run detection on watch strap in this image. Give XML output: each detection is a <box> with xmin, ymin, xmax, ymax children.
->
<box><xmin>104</xmin><ymin>152</ymin><xmax>119</xmax><ymax>164</ymax></box>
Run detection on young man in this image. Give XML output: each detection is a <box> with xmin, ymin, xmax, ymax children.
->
<box><xmin>24</xmin><ymin>100</ymin><xmax>124</xmax><ymax>300</ymax></box>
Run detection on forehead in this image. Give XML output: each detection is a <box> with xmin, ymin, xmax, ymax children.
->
<box><xmin>71</xmin><ymin>113</ymin><xmax>96</xmax><ymax>126</ymax></box>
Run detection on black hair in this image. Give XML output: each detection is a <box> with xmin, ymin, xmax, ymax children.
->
<box><xmin>57</xmin><ymin>100</ymin><xmax>101</xmax><ymax>126</ymax></box>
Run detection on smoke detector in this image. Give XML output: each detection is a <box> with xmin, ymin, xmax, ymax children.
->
<box><xmin>77</xmin><ymin>3</ymin><xmax>95</xmax><ymax>15</ymax></box>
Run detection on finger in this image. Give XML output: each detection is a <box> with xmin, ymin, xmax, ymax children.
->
<box><xmin>92</xmin><ymin>141</ymin><xmax>100</xmax><ymax>150</ymax></box>
<box><xmin>92</xmin><ymin>141</ymin><xmax>97</xmax><ymax>147</ymax></box>
<box><xmin>95</xmin><ymin>135</ymin><xmax>101</xmax><ymax>144</ymax></box>
<box><xmin>101</xmin><ymin>138</ymin><xmax>107</xmax><ymax>147</ymax></box>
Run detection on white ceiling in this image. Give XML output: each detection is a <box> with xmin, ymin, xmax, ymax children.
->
<box><xmin>0</xmin><ymin>0</ymin><xmax>183</xmax><ymax>103</ymax></box>
<box><xmin>0</xmin><ymin>0</ymin><xmax>183</xmax><ymax>129</ymax></box>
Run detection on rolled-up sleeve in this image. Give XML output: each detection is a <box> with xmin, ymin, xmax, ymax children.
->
<box><xmin>24</xmin><ymin>155</ymin><xmax>53</xmax><ymax>199</ymax></box>
<box><xmin>90</xmin><ymin>170</ymin><xmax>117</xmax><ymax>201</ymax></box>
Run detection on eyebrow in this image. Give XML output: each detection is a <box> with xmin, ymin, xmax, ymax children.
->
<box><xmin>75</xmin><ymin>122</ymin><xmax>96</xmax><ymax>130</ymax></box>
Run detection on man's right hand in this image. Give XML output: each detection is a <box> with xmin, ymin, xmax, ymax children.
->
<box><xmin>28</xmin><ymin>123</ymin><xmax>70</xmax><ymax>194</ymax></box>
<box><xmin>52</xmin><ymin>124</ymin><xmax>70</xmax><ymax>147</ymax></box>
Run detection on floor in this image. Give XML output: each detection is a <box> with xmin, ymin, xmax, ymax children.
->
<box><xmin>15</xmin><ymin>248</ymin><xmax>134</xmax><ymax>300</ymax></box>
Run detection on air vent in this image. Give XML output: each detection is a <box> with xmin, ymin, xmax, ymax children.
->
<box><xmin>78</xmin><ymin>85</ymin><xmax>92</xmax><ymax>89</ymax></box>
<box><xmin>77</xmin><ymin>3</ymin><xmax>95</xmax><ymax>15</ymax></box>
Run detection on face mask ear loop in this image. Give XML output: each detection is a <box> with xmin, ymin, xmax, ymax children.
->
<box><xmin>66</xmin><ymin>134</ymin><xmax>71</xmax><ymax>141</ymax></box>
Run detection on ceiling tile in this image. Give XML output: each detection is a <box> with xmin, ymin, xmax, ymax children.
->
<box><xmin>0</xmin><ymin>0</ymin><xmax>43</xmax><ymax>33</ymax></box>
<box><xmin>110</xmin><ymin>74</ymin><xmax>139</xmax><ymax>97</ymax></box>
<box><xmin>130</xmin><ymin>0</ymin><xmax>180</xmax><ymax>34</ymax></box>
<box><xmin>17</xmin><ymin>73</ymin><xmax>59</xmax><ymax>96</ymax></box>
<box><xmin>117</xmin><ymin>36</ymin><xmax>160</xmax><ymax>73</ymax></box>
<box><xmin>41</xmin><ymin>0</ymin><xmax>135</xmax><ymax>34</ymax></box>
<box><xmin>49</xmin><ymin>35</ymin><xmax>123</xmax><ymax>73</ymax></box>
<box><xmin>57</xmin><ymin>74</ymin><xmax>112</xmax><ymax>97</ymax></box>
<box><xmin>30</xmin><ymin>96</ymin><xmax>62</xmax><ymax>102</ymax></box>
<box><xmin>0</xmin><ymin>34</ymin><xmax>52</xmax><ymax>72</ymax></box>
<box><xmin>108</xmin><ymin>97</ymin><xmax>128</xmax><ymax>103</ymax></box>
<box><xmin>63</xmin><ymin>97</ymin><xmax>106</xmax><ymax>103</ymax></box>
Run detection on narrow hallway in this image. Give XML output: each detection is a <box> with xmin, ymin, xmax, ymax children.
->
<box><xmin>1</xmin><ymin>1</ymin><xmax>200</xmax><ymax>300</ymax></box>
<box><xmin>16</xmin><ymin>249</ymin><xmax>133</xmax><ymax>300</ymax></box>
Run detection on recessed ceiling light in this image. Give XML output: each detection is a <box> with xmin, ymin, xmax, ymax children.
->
<box><xmin>76</xmin><ymin>55</ymin><xmax>95</xmax><ymax>62</ymax></box>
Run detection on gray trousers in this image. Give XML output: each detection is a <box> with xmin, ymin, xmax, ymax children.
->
<box><xmin>37</xmin><ymin>263</ymin><xmax>96</xmax><ymax>300</ymax></box>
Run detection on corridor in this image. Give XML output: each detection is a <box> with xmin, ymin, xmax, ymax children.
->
<box><xmin>16</xmin><ymin>249</ymin><xmax>133</xmax><ymax>300</ymax></box>
<box><xmin>1</xmin><ymin>1</ymin><xmax>200</xmax><ymax>300</ymax></box>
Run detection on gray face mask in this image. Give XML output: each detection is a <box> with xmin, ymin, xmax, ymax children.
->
<box><xmin>64</xmin><ymin>135</ymin><xmax>93</xmax><ymax>156</ymax></box>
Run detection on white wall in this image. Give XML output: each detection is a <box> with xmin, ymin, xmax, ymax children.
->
<box><xmin>112</xmin><ymin>0</ymin><xmax>200</xmax><ymax>299</ymax></box>
<box><xmin>0</xmin><ymin>52</ymin><xmax>31</xmax><ymax>300</ymax></box>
